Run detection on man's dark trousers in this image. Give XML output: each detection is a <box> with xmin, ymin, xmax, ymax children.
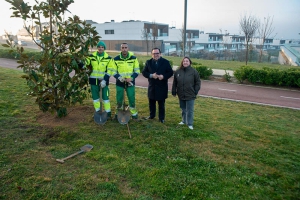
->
<box><xmin>149</xmin><ymin>98</ymin><xmax>165</xmax><ymax>121</ymax></box>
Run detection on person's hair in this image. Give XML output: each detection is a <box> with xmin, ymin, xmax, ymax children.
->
<box><xmin>180</xmin><ymin>56</ymin><xmax>192</xmax><ymax>69</ymax></box>
<box><xmin>151</xmin><ymin>47</ymin><xmax>161</xmax><ymax>53</ymax></box>
<box><xmin>121</xmin><ymin>43</ymin><xmax>128</xmax><ymax>48</ymax></box>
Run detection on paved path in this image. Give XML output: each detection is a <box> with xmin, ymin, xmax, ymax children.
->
<box><xmin>1</xmin><ymin>58</ymin><xmax>300</xmax><ymax>110</ymax></box>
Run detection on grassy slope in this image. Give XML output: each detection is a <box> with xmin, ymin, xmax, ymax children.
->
<box><xmin>0</xmin><ymin>67</ymin><xmax>299</xmax><ymax>199</ymax></box>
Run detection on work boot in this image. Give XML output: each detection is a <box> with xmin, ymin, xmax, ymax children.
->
<box><xmin>132</xmin><ymin>115</ymin><xmax>142</xmax><ymax>122</ymax></box>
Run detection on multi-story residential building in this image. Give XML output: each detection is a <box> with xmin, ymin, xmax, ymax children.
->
<box><xmin>3</xmin><ymin>19</ymin><xmax>299</xmax><ymax>66</ymax></box>
<box><xmin>91</xmin><ymin>20</ymin><xmax>168</xmax><ymax>53</ymax></box>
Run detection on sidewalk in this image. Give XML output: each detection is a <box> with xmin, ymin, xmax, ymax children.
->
<box><xmin>212</xmin><ymin>69</ymin><xmax>234</xmax><ymax>77</ymax></box>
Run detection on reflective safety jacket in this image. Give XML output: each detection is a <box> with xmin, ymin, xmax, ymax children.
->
<box><xmin>86</xmin><ymin>51</ymin><xmax>114</xmax><ymax>85</ymax></box>
<box><xmin>113</xmin><ymin>51</ymin><xmax>140</xmax><ymax>87</ymax></box>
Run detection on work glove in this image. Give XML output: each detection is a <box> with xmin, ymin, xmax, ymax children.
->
<box><xmin>128</xmin><ymin>82</ymin><xmax>134</xmax><ymax>87</ymax></box>
<box><xmin>118</xmin><ymin>76</ymin><xmax>125</xmax><ymax>82</ymax></box>
<box><xmin>100</xmin><ymin>80</ymin><xmax>106</xmax><ymax>88</ymax></box>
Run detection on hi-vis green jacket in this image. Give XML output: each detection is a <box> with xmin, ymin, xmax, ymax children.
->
<box><xmin>86</xmin><ymin>51</ymin><xmax>114</xmax><ymax>85</ymax></box>
<box><xmin>113</xmin><ymin>51</ymin><xmax>140</xmax><ymax>87</ymax></box>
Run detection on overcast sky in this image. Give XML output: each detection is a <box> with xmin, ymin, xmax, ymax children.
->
<box><xmin>1</xmin><ymin>0</ymin><xmax>300</xmax><ymax>39</ymax></box>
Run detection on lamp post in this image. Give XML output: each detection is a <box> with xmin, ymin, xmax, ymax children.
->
<box><xmin>183</xmin><ymin>0</ymin><xmax>187</xmax><ymax>57</ymax></box>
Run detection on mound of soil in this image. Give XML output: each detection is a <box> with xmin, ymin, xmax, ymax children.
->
<box><xmin>36</xmin><ymin>105</ymin><xmax>94</xmax><ymax>128</ymax></box>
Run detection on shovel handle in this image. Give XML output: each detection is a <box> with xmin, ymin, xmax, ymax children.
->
<box><xmin>56</xmin><ymin>150</ymin><xmax>84</xmax><ymax>163</ymax></box>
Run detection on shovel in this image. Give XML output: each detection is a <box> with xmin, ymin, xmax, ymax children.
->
<box><xmin>56</xmin><ymin>144</ymin><xmax>93</xmax><ymax>163</ymax></box>
<box><xmin>117</xmin><ymin>82</ymin><xmax>131</xmax><ymax>125</ymax></box>
<box><xmin>94</xmin><ymin>84</ymin><xmax>108</xmax><ymax>125</ymax></box>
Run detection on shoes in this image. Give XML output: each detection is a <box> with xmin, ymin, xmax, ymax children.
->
<box><xmin>132</xmin><ymin>115</ymin><xmax>141</xmax><ymax>122</ymax></box>
<box><xmin>144</xmin><ymin>116</ymin><xmax>154</xmax><ymax>120</ymax></box>
<box><xmin>160</xmin><ymin>120</ymin><xmax>165</xmax><ymax>123</ymax></box>
<box><xmin>188</xmin><ymin>126</ymin><xmax>193</xmax><ymax>130</ymax></box>
<box><xmin>178</xmin><ymin>121</ymin><xmax>185</xmax><ymax>125</ymax></box>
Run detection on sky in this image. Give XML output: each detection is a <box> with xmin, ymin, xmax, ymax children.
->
<box><xmin>1</xmin><ymin>0</ymin><xmax>300</xmax><ymax>40</ymax></box>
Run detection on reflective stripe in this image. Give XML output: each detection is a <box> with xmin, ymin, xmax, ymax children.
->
<box><xmin>90</xmin><ymin>76</ymin><xmax>104</xmax><ymax>79</ymax></box>
<box><xmin>119</xmin><ymin>72</ymin><xmax>134</xmax><ymax>78</ymax></box>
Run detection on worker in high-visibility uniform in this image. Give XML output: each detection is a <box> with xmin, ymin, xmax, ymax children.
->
<box><xmin>86</xmin><ymin>41</ymin><xmax>114</xmax><ymax>118</ymax></box>
<box><xmin>112</xmin><ymin>42</ymin><xmax>140</xmax><ymax>119</ymax></box>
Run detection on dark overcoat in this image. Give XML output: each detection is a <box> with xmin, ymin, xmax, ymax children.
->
<box><xmin>142</xmin><ymin>57</ymin><xmax>173</xmax><ymax>100</ymax></box>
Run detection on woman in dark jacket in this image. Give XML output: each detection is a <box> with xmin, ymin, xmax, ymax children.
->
<box><xmin>172</xmin><ymin>57</ymin><xmax>201</xmax><ymax>130</ymax></box>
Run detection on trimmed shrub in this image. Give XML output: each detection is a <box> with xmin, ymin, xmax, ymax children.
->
<box><xmin>194</xmin><ymin>65</ymin><xmax>213</xmax><ymax>79</ymax></box>
<box><xmin>234</xmin><ymin>66</ymin><xmax>253</xmax><ymax>83</ymax></box>
<box><xmin>234</xmin><ymin>65</ymin><xmax>300</xmax><ymax>87</ymax></box>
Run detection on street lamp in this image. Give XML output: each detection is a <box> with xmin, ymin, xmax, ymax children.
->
<box><xmin>183</xmin><ymin>0</ymin><xmax>187</xmax><ymax>57</ymax></box>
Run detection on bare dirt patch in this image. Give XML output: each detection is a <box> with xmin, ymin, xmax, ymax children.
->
<box><xmin>36</xmin><ymin>105</ymin><xmax>94</xmax><ymax>129</ymax></box>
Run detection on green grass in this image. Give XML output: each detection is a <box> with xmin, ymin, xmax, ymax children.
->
<box><xmin>0</xmin><ymin>64</ymin><xmax>300</xmax><ymax>199</ymax></box>
<box><xmin>1</xmin><ymin>66</ymin><xmax>300</xmax><ymax>199</ymax></box>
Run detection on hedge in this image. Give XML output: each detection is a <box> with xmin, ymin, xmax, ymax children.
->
<box><xmin>234</xmin><ymin>65</ymin><xmax>300</xmax><ymax>87</ymax></box>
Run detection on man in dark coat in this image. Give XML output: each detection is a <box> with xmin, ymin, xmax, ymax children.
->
<box><xmin>142</xmin><ymin>48</ymin><xmax>173</xmax><ymax>123</ymax></box>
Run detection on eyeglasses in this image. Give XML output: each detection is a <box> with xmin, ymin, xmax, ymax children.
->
<box><xmin>152</xmin><ymin>53</ymin><xmax>160</xmax><ymax>55</ymax></box>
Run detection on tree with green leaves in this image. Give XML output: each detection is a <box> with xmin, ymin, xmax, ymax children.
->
<box><xmin>3</xmin><ymin>0</ymin><xmax>100</xmax><ymax>117</ymax></box>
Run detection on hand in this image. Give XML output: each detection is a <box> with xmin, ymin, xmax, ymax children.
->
<box><xmin>100</xmin><ymin>80</ymin><xmax>106</xmax><ymax>88</ymax></box>
<box><xmin>152</xmin><ymin>73</ymin><xmax>158</xmax><ymax>79</ymax></box>
<box><xmin>118</xmin><ymin>76</ymin><xmax>125</xmax><ymax>82</ymax></box>
<box><xmin>125</xmin><ymin>77</ymin><xmax>132</xmax><ymax>82</ymax></box>
<box><xmin>158</xmin><ymin>74</ymin><xmax>164</xmax><ymax>80</ymax></box>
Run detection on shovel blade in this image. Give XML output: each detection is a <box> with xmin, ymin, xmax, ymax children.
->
<box><xmin>94</xmin><ymin>111</ymin><xmax>108</xmax><ymax>125</ymax></box>
<box><xmin>80</xmin><ymin>144</ymin><xmax>93</xmax><ymax>152</ymax></box>
<box><xmin>117</xmin><ymin>110</ymin><xmax>131</xmax><ymax>125</ymax></box>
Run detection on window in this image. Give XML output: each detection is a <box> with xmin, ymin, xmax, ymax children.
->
<box><xmin>105</xmin><ymin>30</ymin><xmax>114</xmax><ymax>34</ymax></box>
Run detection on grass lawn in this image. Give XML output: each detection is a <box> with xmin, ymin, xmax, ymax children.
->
<box><xmin>0</xmin><ymin>66</ymin><xmax>300</xmax><ymax>199</ymax></box>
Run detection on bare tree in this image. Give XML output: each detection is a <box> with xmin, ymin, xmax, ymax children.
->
<box><xmin>239</xmin><ymin>13</ymin><xmax>260</xmax><ymax>65</ymax></box>
<box><xmin>257</xmin><ymin>15</ymin><xmax>275</xmax><ymax>62</ymax></box>
<box><xmin>150</xmin><ymin>21</ymin><xmax>158</xmax><ymax>48</ymax></box>
<box><xmin>187</xmin><ymin>30</ymin><xmax>192</xmax><ymax>56</ymax></box>
<box><xmin>141</xmin><ymin>27</ymin><xmax>151</xmax><ymax>55</ymax></box>
<box><xmin>179</xmin><ymin>24</ymin><xmax>185</xmax><ymax>56</ymax></box>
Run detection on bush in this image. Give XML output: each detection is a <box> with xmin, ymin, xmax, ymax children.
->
<box><xmin>223</xmin><ymin>70</ymin><xmax>232</xmax><ymax>82</ymax></box>
<box><xmin>139</xmin><ymin>60</ymin><xmax>144</xmax><ymax>72</ymax></box>
<box><xmin>234</xmin><ymin>65</ymin><xmax>300</xmax><ymax>87</ymax></box>
<box><xmin>0</xmin><ymin>48</ymin><xmax>42</xmax><ymax>61</ymax></box>
<box><xmin>194</xmin><ymin>65</ymin><xmax>213</xmax><ymax>80</ymax></box>
<box><xmin>234</xmin><ymin>66</ymin><xmax>253</xmax><ymax>83</ymax></box>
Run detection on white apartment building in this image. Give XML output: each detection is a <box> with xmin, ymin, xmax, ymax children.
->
<box><xmin>3</xmin><ymin>19</ymin><xmax>299</xmax><ymax>65</ymax></box>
